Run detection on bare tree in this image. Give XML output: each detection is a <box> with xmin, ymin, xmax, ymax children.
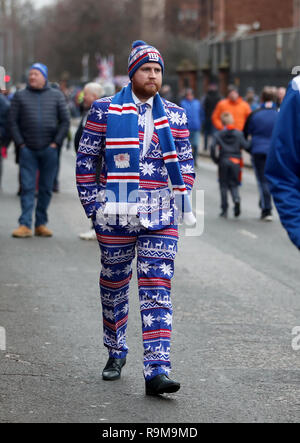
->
<box><xmin>34</xmin><ymin>0</ymin><xmax>140</xmax><ymax>82</ymax></box>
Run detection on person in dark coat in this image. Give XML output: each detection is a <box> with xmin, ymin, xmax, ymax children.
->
<box><xmin>202</xmin><ymin>83</ymin><xmax>221</xmax><ymax>151</ymax></box>
<box><xmin>75</xmin><ymin>82</ymin><xmax>103</xmax><ymax>241</ymax></box>
<box><xmin>244</xmin><ymin>87</ymin><xmax>279</xmax><ymax>221</ymax></box>
<box><xmin>211</xmin><ymin>112</ymin><xmax>250</xmax><ymax>218</ymax></box>
<box><xmin>10</xmin><ymin>63</ymin><xmax>70</xmax><ymax>238</ymax></box>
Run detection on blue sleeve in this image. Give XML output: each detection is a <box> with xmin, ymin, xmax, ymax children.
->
<box><xmin>265</xmin><ymin>79</ymin><xmax>300</xmax><ymax>248</ymax></box>
<box><xmin>76</xmin><ymin>99</ymin><xmax>108</xmax><ymax>218</ymax></box>
<box><xmin>175</xmin><ymin>109</ymin><xmax>195</xmax><ymax>192</ymax></box>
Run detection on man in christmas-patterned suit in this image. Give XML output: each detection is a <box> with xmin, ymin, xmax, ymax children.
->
<box><xmin>76</xmin><ymin>41</ymin><xmax>195</xmax><ymax>396</ymax></box>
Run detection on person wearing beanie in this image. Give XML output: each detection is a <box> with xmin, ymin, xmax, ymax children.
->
<box><xmin>30</xmin><ymin>63</ymin><xmax>48</xmax><ymax>81</ymax></box>
<box><xmin>10</xmin><ymin>62</ymin><xmax>70</xmax><ymax>238</ymax></box>
<box><xmin>76</xmin><ymin>40</ymin><xmax>196</xmax><ymax>396</ymax></box>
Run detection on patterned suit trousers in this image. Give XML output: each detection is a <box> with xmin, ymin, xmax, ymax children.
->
<box><xmin>94</xmin><ymin>221</ymin><xmax>178</xmax><ymax>381</ymax></box>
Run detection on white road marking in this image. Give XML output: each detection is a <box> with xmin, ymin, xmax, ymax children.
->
<box><xmin>0</xmin><ymin>326</ymin><xmax>6</xmax><ymax>351</ymax></box>
<box><xmin>239</xmin><ymin>229</ymin><xmax>258</xmax><ymax>240</ymax></box>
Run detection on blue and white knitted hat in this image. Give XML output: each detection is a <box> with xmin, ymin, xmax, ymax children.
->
<box><xmin>128</xmin><ymin>40</ymin><xmax>164</xmax><ymax>79</ymax></box>
<box><xmin>30</xmin><ymin>63</ymin><xmax>48</xmax><ymax>80</ymax></box>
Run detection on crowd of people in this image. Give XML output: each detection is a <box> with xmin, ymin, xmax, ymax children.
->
<box><xmin>179</xmin><ymin>82</ymin><xmax>285</xmax><ymax>221</ymax></box>
<box><xmin>0</xmin><ymin>63</ymin><xmax>288</xmax><ymax>238</ymax></box>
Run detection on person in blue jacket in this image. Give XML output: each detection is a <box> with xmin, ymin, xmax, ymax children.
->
<box><xmin>244</xmin><ymin>87</ymin><xmax>279</xmax><ymax>221</ymax></box>
<box><xmin>265</xmin><ymin>76</ymin><xmax>300</xmax><ymax>249</ymax></box>
<box><xmin>180</xmin><ymin>88</ymin><xmax>204</xmax><ymax>167</ymax></box>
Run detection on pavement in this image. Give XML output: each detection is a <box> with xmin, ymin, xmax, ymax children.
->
<box><xmin>0</xmin><ymin>146</ymin><xmax>300</xmax><ymax>423</ymax></box>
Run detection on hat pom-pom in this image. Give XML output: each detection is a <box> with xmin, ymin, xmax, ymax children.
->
<box><xmin>132</xmin><ymin>40</ymin><xmax>147</xmax><ymax>49</ymax></box>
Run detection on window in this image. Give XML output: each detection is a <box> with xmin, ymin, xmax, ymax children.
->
<box><xmin>178</xmin><ymin>8</ymin><xmax>198</xmax><ymax>21</ymax></box>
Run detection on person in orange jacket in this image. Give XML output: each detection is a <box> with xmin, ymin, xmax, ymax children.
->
<box><xmin>212</xmin><ymin>85</ymin><xmax>251</xmax><ymax>132</ymax></box>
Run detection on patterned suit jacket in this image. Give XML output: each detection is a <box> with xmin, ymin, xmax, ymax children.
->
<box><xmin>76</xmin><ymin>96</ymin><xmax>196</xmax><ymax>230</ymax></box>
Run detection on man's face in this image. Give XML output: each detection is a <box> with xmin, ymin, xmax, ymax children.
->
<box><xmin>131</xmin><ymin>63</ymin><xmax>162</xmax><ymax>100</ymax></box>
<box><xmin>246</xmin><ymin>91</ymin><xmax>254</xmax><ymax>100</ymax></box>
<box><xmin>28</xmin><ymin>69</ymin><xmax>46</xmax><ymax>90</ymax></box>
<box><xmin>228</xmin><ymin>90</ymin><xmax>239</xmax><ymax>102</ymax></box>
<box><xmin>186</xmin><ymin>91</ymin><xmax>194</xmax><ymax>101</ymax></box>
<box><xmin>278</xmin><ymin>88</ymin><xmax>286</xmax><ymax>103</ymax></box>
<box><xmin>83</xmin><ymin>87</ymin><xmax>96</xmax><ymax>109</ymax></box>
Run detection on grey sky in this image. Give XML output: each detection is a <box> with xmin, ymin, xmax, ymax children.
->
<box><xmin>31</xmin><ymin>0</ymin><xmax>55</xmax><ymax>9</ymax></box>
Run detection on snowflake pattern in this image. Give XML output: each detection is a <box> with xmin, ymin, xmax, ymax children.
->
<box><xmin>144</xmin><ymin>365</ymin><xmax>154</xmax><ymax>378</ymax></box>
<box><xmin>160</xmin><ymin>263</ymin><xmax>172</xmax><ymax>277</ymax></box>
<box><xmin>143</xmin><ymin>313</ymin><xmax>155</xmax><ymax>328</ymax></box>
<box><xmin>180</xmin><ymin>112</ymin><xmax>188</xmax><ymax>126</ymax></box>
<box><xmin>159</xmin><ymin>166</ymin><xmax>168</xmax><ymax>177</ymax></box>
<box><xmin>138</xmin><ymin>261</ymin><xmax>151</xmax><ymax>275</ymax></box>
<box><xmin>125</xmin><ymin>224</ymin><xmax>142</xmax><ymax>233</ymax></box>
<box><xmin>95</xmin><ymin>211</ymin><xmax>114</xmax><ymax>232</ymax></box>
<box><xmin>162</xmin><ymin>312</ymin><xmax>172</xmax><ymax>326</ymax></box>
<box><xmin>116</xmin><ymin>332</ymin><xmax>126</xmax><ymax>345</ymax></box>
<box><xmin>161</xmin><ymin>209</ymin><xmax>173</xmax><ymax>223</ymax></box>
<box><xmin>169</xmin><ymin>111</ymin><xmax>181</xmax><ymax>126</ymax></box>
<box><xmin>161</xmin><ymin>365</ymin><xmax>171</xmax><ymax>375</ymax></box>
<box><xmin>140</xmin><ymin>162</ymin><xmax>155</xmax><ymax>177</ymax></box>
<box><xmin>181</xmin><ymin>164</ymin><xmax>194</xmax><ymax>174</ymax></box>
<box><xmin>111</xmin><ymin>349</ymin><xmax>123</xmax><ymax>356</ymax></box>
<box><xmin>122</xmin><ymin>304</ymin><xmax>129</xmax><ymax>315</ymax></box>
<box><xmin>101</xmin><ymin>224</ymin><xmax>114</xmax><ymax>232</ymax></box>
<box><xmin>139</xmin><ymin>218</ymin><xmax>154</xmax><ymax>229</ymax></box>
<box><xmin>102</xmin><ymin>267</ymin><xmax>114</xmax><ymax>278</ymax></box>
<box><xmin>103</xmin><ymin>308</ymin><xmax>115</xmax><ymax>321</ymax></box>
<box><xmin>123</xmin><ymin>264</ymin><xmax>132</xmax><ymax>275</ymax></box>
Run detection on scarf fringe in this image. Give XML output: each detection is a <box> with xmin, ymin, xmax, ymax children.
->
<box><xmin>103</xmin><ymin>202</ymin><xmax>139</xmax><ymax>215</ymax></box>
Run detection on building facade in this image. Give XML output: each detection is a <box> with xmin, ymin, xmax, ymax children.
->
<box><xmin>140</xmin><ymin>0</ymin><xmax>166</xmax><ymax>46</ymax></box>
<box><xmin>163</xmin><ymin>0</ymin><xmax>300</xmax><ymax>96</ymax></box>
<box><xmin>165</xmin><ymin>0</ymin><xmax>298</xmax><ymax>40</ymax></box>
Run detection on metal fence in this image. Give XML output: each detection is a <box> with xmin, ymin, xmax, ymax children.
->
<box><xmin>198</xmin><ymin>28</ymin><xmax>300</xmax><ymax>94</ymax></box>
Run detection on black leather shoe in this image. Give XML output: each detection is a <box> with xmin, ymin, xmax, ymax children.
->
<box><xmin>102</xmin><ymin>357</ymin><xmax>126</xmax><ymax>381</ymax></box>
<box><xmin>234</xmin><ymin>202</ymin><xmax>241</xmax><ymax>217</ymax></box>
<box><xmin>145</xmin><ymin>374</ymin><xmax>180</xmax><ymax>396</ymax></box>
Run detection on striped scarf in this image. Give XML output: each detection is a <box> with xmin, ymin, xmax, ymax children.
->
<box><xmin>104</xmin><ymin>82</ymin><xmax>196</xmax><ymax>225</ymax></box>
